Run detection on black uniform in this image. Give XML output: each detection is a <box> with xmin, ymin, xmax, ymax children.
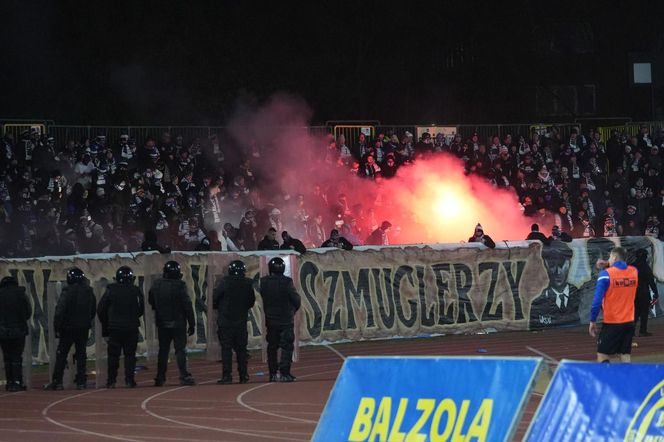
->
<box><xmin>213</xmin><ymin>275</ymin><xmax>255</xmax><ymax>381</ymax></box>
<box><xmin>259</xmin><ymin>275</ymin><xmax>301</xmax><ymax>377</ymax></box>
<box><xmin>0</xmin><ymin>282</ymin><xmax>32</xmax><ymax>390</ymax></box>
<box><xmin>97</xmin><ymin>283</ymin><xmax>145</xmax><ymax>386</ymax></box>
<box><xmin>633</xmin><ymin>255</ymin><xmax>659</xmax><ymax>336</ymax></box>
<box><xmin>148</xmin><ymin>278</ymin><xmax>195</xmax><ymax>383</ymax></box>
<box><xmin>52</xmin><ymin>283</ymin><xmax>96</xmax><ymax>387</ymax></box>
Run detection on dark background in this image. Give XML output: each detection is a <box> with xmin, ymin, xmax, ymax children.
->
<box><xmin>1</xmin><ymin>0</ymin><xmax>663</xmax><ymax>125</ymax></box>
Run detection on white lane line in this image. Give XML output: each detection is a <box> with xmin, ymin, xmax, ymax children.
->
<box><xmin>323</xmin><ymin>343</ymin><xmax>347</xmax><ymax>361</ymax></box>
<box><xmin>42</xmin><ymin>389</ymin><xmax>144</xmax><ymax>442</ymax></box>
<box><xmin>235</xmin><ymin>369</ymin><xmax>339</xmax><ymax>425</ymax></box>
<box><xmin>141</xmin><ymin>381</ymin><xmax>309</xmax><ymax>442</ymax></box>
<box><xmin>0</xmin><ymin>391</ymin><xmax>26</xmax><ymax>399</ymax></box>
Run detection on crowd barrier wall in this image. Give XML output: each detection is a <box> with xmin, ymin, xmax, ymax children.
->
<box><xmin>0</xmin><ymin>237</ymin><xmax>661</xmax><ymax>365</ymax></box>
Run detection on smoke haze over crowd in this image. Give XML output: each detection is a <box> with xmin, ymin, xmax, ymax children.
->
<box><xmin>225</xmin><ymin>95</ymin><xmax>534</xmax><ymax>245</ymax></box>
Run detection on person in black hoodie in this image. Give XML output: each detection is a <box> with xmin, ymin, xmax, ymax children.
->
<box><xmin>213</xmin><ymin>260</ymin><xmax>256</xmax><ymax>384</ymax></box>
<box><xmin>0</xmin><ymin>276</ymin><xmax>32</xmax><ymax>392</ymax></box>
<box><xmin>97</xmin><ymin>266</ymin><xmax>145</xmax><ymax>388</ymax></box>
<box><xmin>321</xmin><ymin>229</ymin><xmax>354</xmax><ymax>250</ymax></box>
<box><xmin>149</xmin><ymin>261</ymin><xmax>196</xmax><ymax>386</ymax></box>
<box><xmin>526</xmin><ymin>224</ymin><xmax>551</xmax><ymax>245</ymax></box>
<box><xmin>280</xmin><ymin>231</ymin><xmax>306</xmax><ymax>254</ymax></box>
<box><xmin>259</xmin><ymin>257</ymin><xmax>301</xmax><ymax>382</ymax></box>
<box><xmin>632</xmin><ymin>249</ymin><xmax>659</xmax><ymax>337</ymax></box>
<box><xmin>141</xmin><ymin>230</ymin><xmax>171</xmax><ymax>254</ymax></box>
<box><xmin>45</xmin><ymin>268</ymin><xmax>96</xmax><ymax>390</ymax></box>
<box><xmin>257</xmin><ymin>227</ymin><xmax>280</xmax><ymax>250</ymax></box>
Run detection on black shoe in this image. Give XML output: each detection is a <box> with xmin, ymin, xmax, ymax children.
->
<box><xmin>217</xmin><ymin>375</ymin><xmax>232</xmax><ymax>385</ymax></box>
<box><xmin>239</xmin><ymin>375</ymin><xmax>249</xmax><ymax>384</ymax></box>
<box><xmin>641</xmin><ymin>331</ymin><xmax>653</xmax><ymax>337</ymax></box>
<box><xmin>180</xmin><ymin>376</ymin><xmax>195</xmax><ymax>386</ymax></box>
<box><xmin>280</xmin><ymin>374</ymin><xmax>296</xmax><ymax>382</ymax></box>
<box><xmin>76</xmin><ymin>383</ymin><xmax>87</xmax><ymax>390</ymax></box>
<box><xmin>105</xmin><ymin>382</ymin><xmax>116</xmax><ymax>389</ymax></box>
<box><xmin>154</xmin><ymin>379</ymin><xmax>165</xmax><ymax>387</ymax></box>
<box><xmin>268</xmin><ymin>374</ymin><xmax>279</xmax><ymax>382</ymax></box>
<box><xmin>125</xmin><ymin>380</ymin><xmax>137</xmax><ymax>388</ymax></box>
<box><xmin>44</xmin><ymin>382</ymin><xmax>64</xmax><ymax>391</ymax></box>
<box><xmin>7</xmin><ymin>382</ymin><xmax>26</xmax><ymax>392</ymax></box>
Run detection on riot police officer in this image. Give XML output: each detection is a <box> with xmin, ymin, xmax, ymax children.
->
<box><xmin>45</xmin><ymin>268</ymin><xmax>96</xmax><ymax>390</ymax></box>
<box><xmin>0</xmin><ymin>276</ymin><xmax>32</xmax><ymax>392</ymax></box>
<box><xmin>97</xmin><ymin>266</ymin><xmax>145</xmax><ymax>388</ymax></box>
<box><xmin>259</xmin><ymin>257</ymin><xmax>301</xmax><ymax>382</ymax></box>
<box><xmin>213</xmin><ymin>260</ymin><xmax>255</xmax><ymax>384</ymax></box>
<box><xmin>148</xmin><ymin>261</ymin><xmax>196</xmax><ymax>386</ymax></box>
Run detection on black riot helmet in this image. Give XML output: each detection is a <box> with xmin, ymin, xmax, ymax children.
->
<box><xmin>0</xmin><ymin>276</ymin><xmax>18</xmax><ymax>288</ymax></box>
<box><xmin>116</xmin><ymin>266</ymin><xmax>135</xmax><ymax>284</ymax></box>
<box><xmin>228</xmin><ymin>260</ymin><xmax>247</xmax><ymax>277</ymax></box>
<box><xmin>163</xmin><ymin>261</ymin><xmax>182</xmax><ymax>279</ymax></box>
<box><xmin>67</xmin><ymin>267</ymin><xmax>85</xmax><ymax>285</ymax></box>
<box><xmin>268</xmin><ymin>257</ymin><xmax>286</xmax><ymax>275</ymax></box>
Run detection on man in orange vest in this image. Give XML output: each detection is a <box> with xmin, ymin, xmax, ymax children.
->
<box><xmin>589</xmin><ymin>247</ymin><xmax>638</xmax><ymax>362</ymax></box>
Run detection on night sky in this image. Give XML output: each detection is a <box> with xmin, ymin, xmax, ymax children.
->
<box><xmin>1</xmin><ymin>1</ymin><xmax>661</xmax><ymax>125</ymax></box>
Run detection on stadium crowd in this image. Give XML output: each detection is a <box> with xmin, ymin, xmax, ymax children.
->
<box><xmin>0</xmin><ymin>124</ymin><xmax>662</xmax><ymax>258</ymax></box>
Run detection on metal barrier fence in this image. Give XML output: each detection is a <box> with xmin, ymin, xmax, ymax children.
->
<box><xmin>595</xmin><ymin>121</ymin><xmax>664</xmax><ymax>142</ymax></box>
<box><xmin>4</xmin><ymin>120</ymin><xmax>664</xmax><ymax>147</ymax></box>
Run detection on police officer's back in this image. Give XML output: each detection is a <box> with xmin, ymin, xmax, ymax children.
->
<box><xmin>259</xmin><ymin>257</ymin><xmax>301</xmax><ymax>382</ymax></box>
<box><xmin>148</xmin><ymin>261</ymin><xmax>195</xmax><ymax>386</ymax></box>
<box><xmin>97</xmin><ymin>266</ymin><xmax>145</xmax><ymax>388</ymax></box>
<box><xmin>260</xmin><ymin>270</ymin><xmax>300</xmax><ymax>327</ymax></box>
<box><xmin>0</xmin><ymin>276</ymin><xmax>32</xmax><ymax>391</ymax></box>
<box><xmin>45</xmin><ymin>268</ymin><xmax>96</xmax><ymax>390</ymax></box>
<box><xmin>54</xmin><ymin>269</ymin><xmax>96</xmax><ymax>334</ymax></box>
<box><xmin>213</xmin><ymin>261</ymin><xmax>256</xmax><ymax>329</ymax></box>
<box><xmin>213</xmin><ymin>260</ymin><xmax>255</xmax><ymax>384</ymax></box>
<box><xmin>149</xmin><ymin>264</ymin><xmax>194</xmax><ymax>330</ymax></box>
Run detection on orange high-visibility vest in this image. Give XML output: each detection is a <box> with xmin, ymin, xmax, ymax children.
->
<box><xmin>603</xmin><ymin>265</ymin><xmax>638</xmax><ymax>323</ymax></box>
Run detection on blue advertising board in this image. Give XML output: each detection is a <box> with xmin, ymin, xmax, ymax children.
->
<box><xmin>312</xmin><ymin>356</ymin><xmax>542</xmax><ymax>442</ymax></box>
<box><xmin>526</xmin><ymin>360</ymin><xmax>664</xmax><ymax>441</ymax></box>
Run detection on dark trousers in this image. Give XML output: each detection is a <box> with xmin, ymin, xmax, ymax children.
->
<box><xmin>218</xmin><ymin>326</ymin><xmax>248</xmax><ymax>377</ymax></box>
<box><xmin>0</xmin><ymin>337</ymin><xmax>25</xmax><ymax>387</ymax></box>
<box><xmin>156</xmin><ymin>327</ymin><xmax>189</xmax><ymax>381</ymax></box>
<box><xmin>635</xmin><ymin>297</ymin><xmax>651</xmax><ymax>334</ymax></box>
<box><xmin>107</xmin><ymin>329</ymin><xmax>139</xmax><ymax>384</ymax></box>
<box><xmin>52</xmin><ymin>328</ymin><xmax>89</xmax><ymax>384</ymax></box>
<box><xmin>266</xmin><ymin>323</ymin><xmax>294</xmax><ymax>376</ymax></box>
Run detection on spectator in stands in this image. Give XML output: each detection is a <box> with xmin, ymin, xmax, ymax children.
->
<box><xmin>258</xmin><ymin>227</ymin><xmax>280</xmax><ymax>250</ymax></box>
<box><xmin>280</xmin><ymin>231</ymin><xmax>306</xmax><ymax>254</ymax></box>
<box><xmin>321</xmin><ymin>229</ymin><xmax>354</xmax><ymax>250</ymax></box>
<box><xmin>549</xmin><ymin>225</ymin><xmax>572</xmax><ymax>243</ymax></box>
<box><xmin>526</xmin><ymin>224</ymin><xmax>550</xmax><ymax>244</ymax></box>
<box><xmin>468</xmin><ymin>223</ymin><xmax>496</xmax><ymax>248</ymax></box>
<box><xmin>142</xmin><ymin>230</ymin><xmax>172</xmax><ymax>254</ymax></box>
<box><xmin>366</xmin><ymin>221</ymin><xmax>392</xmax><ymax>246</ymax></box>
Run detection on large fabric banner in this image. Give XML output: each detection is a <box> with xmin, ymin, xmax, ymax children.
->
<box><xmin>297</xmin><ymin>243</ymin><xmax>549</xmax><ymax>341</ymax></box>
<box><xmin>0</xmin><ymin>237</ymin><xmax>662</xmax><ymax>363</ymax></box>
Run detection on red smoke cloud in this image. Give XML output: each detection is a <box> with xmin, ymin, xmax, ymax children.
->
<box><xmin>383</xmin><ymin>156</ymin><xmax>533</xmax><ymax>244</ymax></box>
<box><xmin>226</xmin><ymin>95</ymin><xmax>534</xmax><ymax>245</ymax></box>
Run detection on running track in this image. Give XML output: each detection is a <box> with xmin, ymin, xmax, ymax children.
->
<box><xmin>1</xmin><ymin>319</ymin><xmax>662</xmax><ymax>441</ymax></box>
